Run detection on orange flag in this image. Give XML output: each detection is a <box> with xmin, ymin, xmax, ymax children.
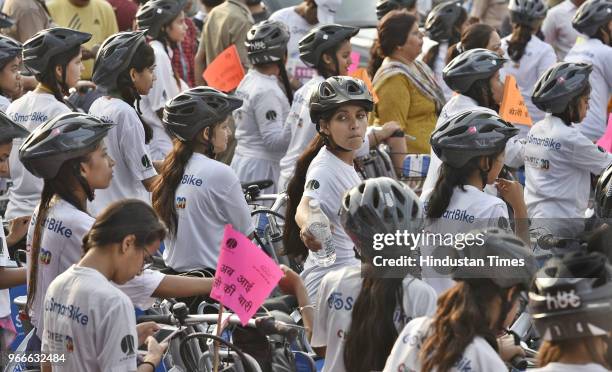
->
<box><xmin>499</xmin><ymin>74</ymin><xmax>533</xmax><ymax>126</ymax></box>
<box><xmin>203</xmin><ymin>45</ymin><xmax>245</xmax><ymax>93</ymax></box>
<box><xmin>349</xmin><ymin>68</ymin><xmax>379</xmax><ymax>103</ymax></box>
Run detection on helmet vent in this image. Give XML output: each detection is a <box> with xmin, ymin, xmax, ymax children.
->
<box><xmin>372</xmin><ymin>188</ymin><xmax>380</xmax><ymax>208</ymax></box>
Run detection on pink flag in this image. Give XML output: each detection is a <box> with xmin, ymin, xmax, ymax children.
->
<box><xmin>596</xmin><ymin>114</ymin><xmax>612</xmax><ymax>153</ymax></box>
<box><xmin>211</xmin><ymin>225</ymin><xmax>283</xmax><ymax>325</ymax></box>
<box><xmin>347</xmin><ymin>52</ymin><xmax>361</xmax><ymax>74</ymax></box>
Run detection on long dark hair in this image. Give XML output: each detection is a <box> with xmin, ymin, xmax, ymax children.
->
<box><xmin>446</xmin><ymin>24</ymin><xmax>496</xmax><ymax>64</ymax></box>
<box><xmin>154</xmin><ymin>16</ymin><xmax>183</xmax><ymax>89</ymax></box>
<box><xmin>553</xmin><ymin>83</ymin><xmax>591</xmax><ymax>126</ymax></box>
<box><xmin>464</xmin><ymin>77</ymin><xmax>499</xmax><ymax>111</ymax></box>
<box><xmin>507</xmin><ymin>23</ymin><xmax>532</xmax><ymax>63</ymax></box>
<box><xmin>538</xmin><ymin>338</ymin><xmax>609</xmax><ymax>369</ymax></box>
<box><xmin>423</xmin><ymin>9</ymin><xmax>467</xmax><ymax>71</ymax></box>
<box><xmin>368</xmin><ymin>10</ymin><xmax>418</xmax><ymax>78</ymax></box>
<box><xmin>115</xmin><ymin>41</ymin><xmax>155</xmax><ymax>143</ymax></box>
<box><xmin>26</xmin><ymin>153</ymin><xmax>92</xmax><ymax>310</ymax></box>
<box><xmin>38</xmin><ymin>45</ymin><xmax>81</xmax><ymax>103</ymax></box>
<box><xmin>82</xmin><ymin>199</ymin><xmax>167</xmax><ymax>253</ymax></box>
<box><xmin>426</xmin><ymin>154</ymin><xmax>499</xmax><ymax>218</ymax></box>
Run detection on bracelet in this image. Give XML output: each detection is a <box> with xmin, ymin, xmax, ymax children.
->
<box><xmin>141</xmin><ymin>361</ymin><xmax>156</xmax><ymax>371</ymax></box>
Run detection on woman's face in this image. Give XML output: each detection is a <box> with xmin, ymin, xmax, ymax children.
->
<box><xmin>489</xmin><ymin>70</ymin><xmax>505</xmax><ymax>105</ymax></box>
<box><xmin>399</xmin><ymin>22</ymin><xmax>424</xmax><ymax>61</ymax></box>
<box><xmin>0</xmin><ymin>56</ymin><xmax>22</xmax><ymax>99</ymax></box>
<box><xmin>165</xmin><ymin>11</ymin><xmax>187</xmax><ymax>44</ymax></box>
<box><xmin>321</xmin><ymin>104</ymin><xmax>368</xmax><ymax>151</ymax></box>
<box><xmin>485</xmin><ymin>151</ymin><xmax>505</xmax><ymax>185</ymax></box>
<box><xmin>131</xmin><ymin>65</ymin><xmax>156</xmax><ymax>95</ymax></box>
<box><xmin>61</xmin><ymin>51</ymin><xmax>84</xmax><ymax>89</ymax></box>
<box><xmin>209</xmin><ymin>117</ymin><xmax>231</xmax><ymax>154</ymax></box>
<box><xmin>81</xmin><ymin>142</ymin><xmax>115</xmax><ymax>191</ymax></box>
<box><xmin>324</xmin><ymin>39</ymin><xmax>353</xmax><ymax>76</ymax></box>
<box><xmin>0</xmin><ymin>142</ymin><xmax>11</xmax><ymax>178</ymax></box>
<box><xmin>486</xmin><ymin>31</ymin><xmax>504</xmax><ymax>57</ymax></box>
<box><xmin>577</xmin><ymin>93</ymin><xmax>590</xmax><ymax>122</ymax></box>
<box><xmin>117</xmin><ymin>237</ymin><xmax>160</xmax><ymax>284</ymax></box>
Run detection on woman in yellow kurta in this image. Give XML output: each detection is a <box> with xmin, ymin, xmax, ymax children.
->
<box><xmin>369</xmin><ymin>10</ymin><xmax>446</xmax><ymax>154</ymax></box>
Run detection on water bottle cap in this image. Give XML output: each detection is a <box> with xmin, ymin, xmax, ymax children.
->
<box><xmin>308</xmin><ymin>199</ymin><xmax>321</xmax><ymax>209</ymax></box>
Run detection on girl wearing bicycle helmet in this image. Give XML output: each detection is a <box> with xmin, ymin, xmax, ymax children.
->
<box><xmin>422</xmin><ymin>48</ymin><xmax>513</xmax><ymax>195</ymax></box>
<box><xmin>136</xmin><ymin>0</ymin><xmax>189</xmax><ymax>161</ymax></box>
<box><xmin>422</xmin><ymin>109</ymin><xmax>528</xmax><ymax>293</ymax></box>
<box><xmin>285</xmin><ymin>76</ymin><xmax>373</xmax><ymax>301</ymax></box>
<box><xmin>420</xmin><ymin>1</ymin><xmax>468</xmax><ymax>100</ymax></box>
<box><xmin>565</xmin><ymin>0</ymin><xmax>612</xmax><ymax>142</ymax></box>
<box><xmin>230</xmin><ymin>20</ymin><xmax>293</xmax><ymax>194</ymax></box>
<box><xmin>311</xmin><ymin>177</ymin><xmax>437</xmax><ymax>372</ymax></box>
<box><xmin>0</xmin><ymin>35</ymin><xmax>22</xmax><ymax>112</ymax></box>
<box><xmin>5</xmin><ymin>27</ymin><xmax>90</xmax><ymax>222</ymax></box>
<box><xmin>41</xmin><ymin>199</ymin><xmax>167</xmax><ymax>372</ymax></box>
<box><xmin>88</xmin><ymin>30</ymin><xmax>160</xmax><ymax>217</ymax></box>
<box><xmin>526</xmin><ymin>62</ymin><xmax>612</xmax><ymax>239</ymax></box>
<box><xmin>152</xmin><ymin>87</ymin><xmax>254</xmax><ymax>273</ymax></box>
<box><xmin>384</xmin><ymin>228</ymin><xmax>537</xmax><ymax>371</ymax></box>
<box><xmin>529</xmin><ymin>251</ymin><xmax>612</xmax><ymax>372</ymax></box>
<box><xmin>279</xmin><ymin>23</ymin><xmax>405</xmax><ymax>191</ymax></box>
<box><xmin>502</xmin><ymin>0</ymin><xmax>556</xmax><ymax>126</ymax></box>
<box><xmin>376</xmin><ymin>0</ymin><xmax>418</xmax><ymax>20</ymax></box>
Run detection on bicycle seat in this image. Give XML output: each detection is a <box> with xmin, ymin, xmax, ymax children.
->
<box><xmin>242</xmin><ymin>179</ymin><xmax>274</xmax><ymax>191</ymax></box>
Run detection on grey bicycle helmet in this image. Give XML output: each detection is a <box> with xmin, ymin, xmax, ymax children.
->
<box><xmin>529</xmin><ymin>251</ymin><xmax>612</xmax><ymax>341</ymax></box>
<box><xmin>531</xmin><ymin>62</ymin><xmax>592</xmax><ymax>114</ymax></box>
<box><xmin>22</xmin><ymin>27</ymin><xmax>91</xmax><ymax>76</ymax></box>
<box><xmin>298</xmin><ymin>24</ymin><xmax>359</xmax><ymax>68</ymax></box>
<box><xmin>0</xmin><ymin>35</ymin><xmax>21</xmax><ymax>67</ymax></box>
<box><xmin>245</xmin><ymin>20</ymin><xmax>290</xmax><ymax>65</ymax></box>
<box><xmin>572</xmin><ymin>0</ymin><xmax>612</xmax><ymax>37</ymax></box>
<box><xmin>0</xmin><ymin>12</ymin><xmax>14</xmax><ymax>29</ymax></box>
<box><xmin>309</xmin><ymin>76</ymin><xmax>374</xmax><ymax>130</ymax></box>
<box><xmin>431</xmin><ymin>109</ymin><xmax>518</xmax><ymax>169</ymax></box>
<box><xmin>425</xmin><ymin>1</ymin><xmax>465</xmax><ymax>41</ymax></box>
<box><xmin>595</xmin><ymin>163</ymin><xmax>612</xmax><ymax>219</ymax></box>
<box><xmin>163</xmin><ymin>86</ymin><xmax>243</xmax><ymax>142</ymax></box>
<box><xmin>0</xmin><ymin>111</ymin><xmax>28</xmax><ymax>144</ymax></box>
<box><xmin>376</xmin><ymin>0</ymin><xmax>417</xmax><ymax>20</ymax></box>
<box><xmin>443</xmin><ymin>48</ymin><xmax>507</xmax><ymax>93</ymax></box>
<box><xmin>93</xmin><ymin>30</ymin><xmax>148</xmax><ymax>92</ymax></box>
<box><xmin>509</xmin><ymin>0</ymin><xmax>547</xmax><ymax>27</ymax></box>
<box><xmin>136</xmin><ymin>0</ymin><xmax>188</xmax><ymax>39</ymax></box>
<box><xmin>19</xmin><ymin>113</ymin><xmax>114</xmax><ymax>179</ymax></box>
<box><xmin>452</xmin><ymin>228</ymin><xmax>537</xmax><ymax>289</ymax></box>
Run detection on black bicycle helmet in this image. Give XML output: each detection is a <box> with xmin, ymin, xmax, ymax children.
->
<box><xmin>425</xmin><ymin>1</ymin><xmax>465</xmax><ymax>41</ymax></box>
<box><xmin>0</xmin><ymin>12</ymin><xmax>14</xmax><ymax>29</ymax></box>
<box><xmin>572</xmin><ymin>0</ymin><xmax>612</xmax><ymax>37</ymax></box>
<box><xmin>136</xmin><ymin>0</ymin><xmax>188</xmax><ymax>39</ymax></box>
<box><xmin>531</xmin><ymin>62</ymin><xmax>592</xmax><ymax>114</ymax></box>
<box><xmin>298</xmin><ymin>24</ymin><xmax>359</xmax><ymax>68</ymax></box>
<box><xmin>0</xmin><ymin>35</ymin><xmax>22</xmax><ymax>68</ymax></box>
<box><xmin>0</xmin><ymin>111</ymin><xmax>28</xmax><ymax>144</ymax></box>
<box><xmin>309</xmin><ymin>76</ymin><xmax>374</xmax><ymax>131</ymax></box>
<box><xmin>431</xmin><ymin>109</ymin><xmax>518</xmax><ymax>168</ymax></box>
<box><xmin>529</xmin><ymin>251</ymin><xmax>612</xmax><ymax>341</ymax></box>
<box><xmin>443</xmin><ymin>48</ymin><xmax>507</xmax><ymax>93</ymax></box>
<box><xmin>22</xmin><ymin>27</ymin><xmax>91</xmax><ymax>77</ymax></box>
<box><xmin>595</xmin><ymin>163</ymin><xmax>612</xmax><ymax>219</ymax></box>
<box><xmin>452</xmin><ymin>228</ymin><xmax>537</xmax><ymax>289</ymax></box>
<box><xmin>19</xmin><ymin>113</ymin><xmax>114</xmax><ymax>180</ymax></box>
<box><xmin>341</xmin><ymin>177</ymin><xmax>424</xmax><ymax>254</ymax></box>
<box><xmin>245</xmin><ymin>20</ymin><xmax>290</xmax><ymax>65</ymax></box>
<box><xmin>163</xmin><ymin>86</ymin><xmax>243</xmax><ymax>142</ymax></box>
<box><xmin>509</xmin><ymin>0</ymin><xmax>548</xmax><ymax>27</ymax></box>
<box><xmin>93</xmin><ymin>30</ymin><xmax>148</xmax><ymax>92</ymax></box>
<box><xmin>376</xmin><ymin>0</ymin><xmax>417</xmax><ymax>20</ymax></box>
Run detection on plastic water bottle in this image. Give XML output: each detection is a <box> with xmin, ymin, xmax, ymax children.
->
<box><xmin>307</xmin><ymin>199</ymin><xmax>336</xmax><ymax>266</ymax></box>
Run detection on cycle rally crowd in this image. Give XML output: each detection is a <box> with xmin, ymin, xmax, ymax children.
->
<box><xmin>0</xmin><ymin>0</ymin><xmax>611</xmax><ymax>370</ymax></box>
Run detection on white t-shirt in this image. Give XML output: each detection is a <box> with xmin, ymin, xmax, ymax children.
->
<box><xmin>140</xmin><ymin>40</ymin><xmax>188</xmax><ymax>161</ymax></box>
<box><xmin>88</xmin><ymin>97</ymin><xmax>158</xmax><ymax>217</ymax></box>
<box><xmin>300</xmin><ymin>147</ymin><xmax>362</xmax><ymax>299</ymax></box>
<box><xmin>565</xmin><ymin>38</ymin><xmax>612</xmax><ymax>142</ymax></box>
<box><xmin>269</xmin><ymin>7</ymin><xmax>317</xmax><ymax>86</ymax></box>
<box><xmin>27</xmin><ymin>198</ymin><xmax>164</xmax><ymax>338</ymax></box>
<box><xmin>541</xmin><ymin>0</ymin><xmax>582</xmax><ymax>60</ymax></box>
<box><xmin>0</xmin><ymin>95</ymin><xmax>11</xmax><ymax>112</ymax></box>
<box><xmin>164</xmin><ymin>153</ymin><xmax>255</xmax><ymax>272</ymax></box>
<box><xmin>0</xmin><ymin>215</ymin><xmax>11</xmax><ymax>318</ymax></box>
<box><xmin>42</xmin><ymin>265</ymin><xmax>139</xmax><ymax>372</ymax></box>
<box><xmin>524</xmin><ymin>114</ymin><xmax>612</xmax><ymax>237</ymax></box>
<box><xmin>501</xmin><ymin>35</ymin><xmax>557</xmax><ymax>126</ymax></box>
<box><xmin>531</xmin><ymin>363</ymin><xmax>609</xmax><ymax>372</ymax></box>
<box><xmin>5</xmin><ymin>92</ymin><xmax>71</xmax><ymax>220</ymax></box>
<box><xmin>312</xmin><ymin>266</ymin><xmax>437</xmax><ymax>372</ymax></box>
<box><xmin>420</xmin><ymin>185</ymin><xmax>510</xmax><ymax>294</ymax></box>
<box><xmin>383</xmin><ymin>316</ymin><xmax>507</xmax><ymax>372</ymax></box>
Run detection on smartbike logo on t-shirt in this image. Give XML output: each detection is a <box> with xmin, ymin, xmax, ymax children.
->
<box><xmin>181</xmin><ymin>174</ymin><xmax>203</xmax><ymax>187</ymax></box>
<box><xmin>42</xmin><ymin>217</ymin><xmax>73</xmax><ymax>238</ymax></box>
<box><xmin>527</xmin><ymin>134</ymin><xmax>562</xmax><ymax>151</ymax></box>
<box><xmin>45</xmin><ymin>298</ymin><xmax>89</xmax><ymax>326</ymax></box>
<box><xmin>11</xmin><ymin>111</ymin><xmax>48</xmax><ymax>123</ymax></box>
<box><xmin>441</xmin><ymin>208</ymin><xmax>475</xmax><ymax>223</ymax></box>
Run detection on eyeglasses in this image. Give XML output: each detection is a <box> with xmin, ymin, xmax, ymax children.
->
<box><xmin>142</xmin><ymin>249</ymin><xmax>155</xmax><ymax>271</ymax></box>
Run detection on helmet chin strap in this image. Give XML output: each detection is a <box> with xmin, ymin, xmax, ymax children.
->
<box><xmin>73</xmin><ymin>165</ymin><xmax>95</xmax><ymax>202</ymax></box>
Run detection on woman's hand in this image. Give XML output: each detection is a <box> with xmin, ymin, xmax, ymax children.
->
<box><xmin>143</xmin><ymin>336</ymin><xmax>168</xmax><ymax>367</ymax></box>
<box><xmin>497</xmin><ymin>333</ymin><xmax>524</xmax><ymax>362</ymax></box>
<box><xmin>300</xmin><ymin>225</ymin><xmax>322</xmax><ymax>252</ymax></box>
<box><xmin>380</xmin><ymin>121</ymin><xmax>402</xmax><ymax>138</ymax></box>
<box><xmin>277</xmin><ymin>265</ymin><xmax>304</xmax><ymax>295</ymax></box>
<box><xmin>496</xmin><ymin>178</ymin><xmax>526</xmax><ymax>211</ymax></box>
<box><xmin>136</xmin><ymin>321</ymin><xmax>160</xmax><ymax>346</ymax></box>
<box><xmin>6</xmin><ymin>216</ymin><xmax>30</xmax><ymax>247</ymax></box>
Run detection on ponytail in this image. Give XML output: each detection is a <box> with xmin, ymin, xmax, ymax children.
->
<box><xmin>507</xmin><ymin>24</ymin><xmax>532</xmax><ymax>63</ymax></box>
<box><xmin>152</xmin><ymin>139</ymin><xmax>195</xmax><ymax>237</ymax></box>
<box><xmin>446</xmin><ymin>24</ymin><xmax>496</xmax><ymax>64</ymax></box>
<box><xmin>282</xmin><ymin>135</ymin><xmax>325</xmax><ymax>259</ymax></box>
<box><xmin>553</xmin><ymin>83</ymin><xmax>591</xmax><ymax>126</ymax></box>
<box><xmin>368</xmin><ymin>38</ymin><xmax>386</xmax><ymax>78</ymax></box>
<box><xmin>278</xmin><ymin>61</ymin><xmax>294</xmax><ymax>105</ymax></box>
<box><xmin>463</xmin><ymin>78</ymin><xmax>499</xmax><ymax>112</ymax></box>
<box><xmin>38</xmin><ymin>45</ymin><xmax>82</xmax><ymax>105</ymax></box>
